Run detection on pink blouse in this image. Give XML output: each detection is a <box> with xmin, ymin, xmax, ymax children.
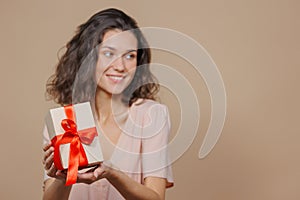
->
<box><xmin>43</xmin><ymin>99</ymin><xmax>174</xmax><ymax>199</ymax></box>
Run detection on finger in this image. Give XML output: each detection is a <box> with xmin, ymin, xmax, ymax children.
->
<box><xmin>46</xmin><ymin>163</ymin><xmax>57</xmax><ymax>178</ymax></box>
<box><xmin>44</xmin><ymin>153</ymin><xmax>54</xmax><ymax>170</ymax></box>
<box><xmin>77</xmin><ymin>171</ymin><xmax>95</xmax><ymax>178</ymax></box>
<box><xmin>43</xmin><ymin>142</ymin><xmax>52</xmax><ymax>152</ymax></box>
<box><xmin>42</xmin><ymin>147</ymin><xmax>54</xmax><ymax>165</ymax></box>
<box><xmin>56</xmin><ymin>170</ymin><xmax>67</xmax><ymax>179</ymax></box>
<box><xmin>77</xmin><ymin>172</ymin><xmax>96</xmax><ymax>180</ymax></box>
<box><xmin>77</xmin><ymin>172</ymin><xmax>97</xmax><ymax>184</ymax></box>
<box><xmin>94</xmin><ymin>166</ymin><xmax>105</xmax><ymax>178</ymax></box>
<box><xmin>85</xmin><ymin>165</ymin><xmax>99</xmax><ymax>173</ymax></box>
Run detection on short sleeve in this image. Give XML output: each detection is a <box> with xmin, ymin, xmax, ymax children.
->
<box><xmin>141</xmin><ymin>103</ymin><xmax>174</xmax><ymax>188</ymax></box>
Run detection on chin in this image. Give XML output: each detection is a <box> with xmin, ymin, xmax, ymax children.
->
<box><xmin>102</xmin><ymin>81</ymin><xmax>132</xmax><ymax>94</ymax></box>
<box><xmin>97</xmin><ymin>85</ymin><xmax>125</xmax><ymax>96</ymax></box>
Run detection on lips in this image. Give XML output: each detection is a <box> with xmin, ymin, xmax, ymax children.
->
<box><xmin>106</xmin><ymin>74</ymin><xmax>125</xmax><ymax>83</ymax></box>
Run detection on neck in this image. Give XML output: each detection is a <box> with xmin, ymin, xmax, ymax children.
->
<box><xmin>95</xmin><ymin>88</ymin><xmax>127</xmax><ymax>123</ymax></box>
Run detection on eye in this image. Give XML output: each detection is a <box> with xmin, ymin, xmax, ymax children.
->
<box><xmin>124</xmin><ymin>53</ymin><xmax>136</xmax><ymax>60</ymax></box>
<box><xmin>103</xmin><ymin>51</ymin><xmax>113</xmax><ymax>58</ymax></box>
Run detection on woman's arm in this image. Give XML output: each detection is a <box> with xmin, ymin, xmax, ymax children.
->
<box><xmin>76</xmin><ymin>164</ymin><xmax>167</xmax><ymax>200</ymax></box>
<box><xmin>107</xmin><ymin>168</ymin><xmax>166</xmax><ymax>200</ymax></box>
<box><xmin>42</xmin><ymin>143</ymin><xmax>72</xmax><ymax>200</ymax></box>
<box><xmin>43</xmin><ymin>178</ymin><xmax>72</xmax><ymax>200</ymax></box>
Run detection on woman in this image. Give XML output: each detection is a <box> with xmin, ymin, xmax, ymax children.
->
<box><xmin>42</xmin><ymin>8</ymin><xmax>173</xmax><ymax>200</ymax></box>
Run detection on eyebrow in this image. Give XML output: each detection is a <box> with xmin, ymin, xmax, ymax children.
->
<box><xmin>100</xmin><ymin>45</ymin><xmax>137</xmax><ymax>53</ymax></box>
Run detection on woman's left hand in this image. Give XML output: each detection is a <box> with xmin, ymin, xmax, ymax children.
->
<box><xmin>76</xmin><ymin>162</ymin><xmax>111</xmax><ymax>184</ymax></box>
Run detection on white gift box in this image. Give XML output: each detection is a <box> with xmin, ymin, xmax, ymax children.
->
<box><xmin>45</xmin><ymin>102</ymin><xmax>103</xmax><ymax>169</ymax></box>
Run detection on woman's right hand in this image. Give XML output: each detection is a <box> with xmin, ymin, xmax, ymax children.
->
<box><xmin>42</xmin><ymin>143</ymin><xmax>66</xmax><ymax>180</ymax></box>
<box><xmin>43</xmin><ymin>143</ymin><xmax>72</xmax><ymax>200</ymax></box>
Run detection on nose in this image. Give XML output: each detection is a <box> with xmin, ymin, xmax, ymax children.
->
<box><xmin>112</xmin><ymin>56</ymin><xmax>125</xmax><ymax>72</ymax></box>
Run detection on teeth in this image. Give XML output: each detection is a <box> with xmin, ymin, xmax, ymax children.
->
<box><xmin>108</xmin><ymin>76</ymin><xmax>123</xmax><ymax>81</ymax></box>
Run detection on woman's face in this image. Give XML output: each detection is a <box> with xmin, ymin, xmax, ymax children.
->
<box><xmin>96</xmin><ymin>29</ymin><xmax>138</xmax><ymax>95</ymax></box>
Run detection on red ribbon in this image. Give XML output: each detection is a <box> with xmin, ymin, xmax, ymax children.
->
<box><xmin>51</xmin><ymin>105</ymin><xmax>98</xmax><ymax>186</ymax></box>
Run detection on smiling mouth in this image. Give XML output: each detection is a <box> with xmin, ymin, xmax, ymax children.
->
<box><xmin>106</xmin><ymin>75</ymin><xmax>125</xmax><ymax>82</ymax></box>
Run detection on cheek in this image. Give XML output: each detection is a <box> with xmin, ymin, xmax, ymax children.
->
<box><xmin>95</xmin><ymin>62</ymin><xmax>105</xmax><ymax>82</ymax></box>
<box><xmin>98</xmin><ymin>55</ymin><xmax>112</xmax><ymax>68</ymax></box>
<box><xmin>127</xmin><ymin>65</ymin><xmax>137</xmax><ymax>80</ymax></box>
<box><xmin>95</xmin><ymin>55</ymin><xmax>112</xmax><ymax>80</ymax></box>
<box><xmin>126</xmin><ymin>60</ymin><xmax>137</xmax><ymax>73</ymax></box>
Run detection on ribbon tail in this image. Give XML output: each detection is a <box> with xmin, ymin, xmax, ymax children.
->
<box><xmin>52</xmin><ymin>136</ymin><xmax>64</xmax><ymax>170</ymax></box>
<box><xmin>65</xmin><ymin>139</ymin><xmax>80</xmax><ymax>186</ymax></box>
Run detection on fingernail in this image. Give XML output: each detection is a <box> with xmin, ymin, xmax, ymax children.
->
<box><xmin>94</xmin><ymin>171</ymin><xmax>98</xmax><ymax>178</ymax></box>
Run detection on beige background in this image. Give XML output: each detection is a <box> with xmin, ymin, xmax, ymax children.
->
<box><xmin>1</xmin><ymin>0</ymin><xmax>299</xmax><ymax>199</ymax></box>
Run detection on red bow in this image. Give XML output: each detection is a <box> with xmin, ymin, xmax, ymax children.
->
<box><xmin>51</xmin><ymin>105</ymin><xmax>98</xmax><ymax>186</ymax></box>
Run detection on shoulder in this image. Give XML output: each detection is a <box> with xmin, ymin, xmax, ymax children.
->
<box><xmin>126</xmin><ymin>99</ymin><xmax>171</xmax><ymax>136</ymax></box>
<box><xmin>131</xmin><ymin>99</ymin><xmax>170</xmax><ymax>126</ymax></box>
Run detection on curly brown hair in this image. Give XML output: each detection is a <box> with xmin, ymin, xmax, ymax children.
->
<box><xmin>46</xmin><ymin>8</ymin><xmax>159</xmax><ymax>106</ymax></box>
